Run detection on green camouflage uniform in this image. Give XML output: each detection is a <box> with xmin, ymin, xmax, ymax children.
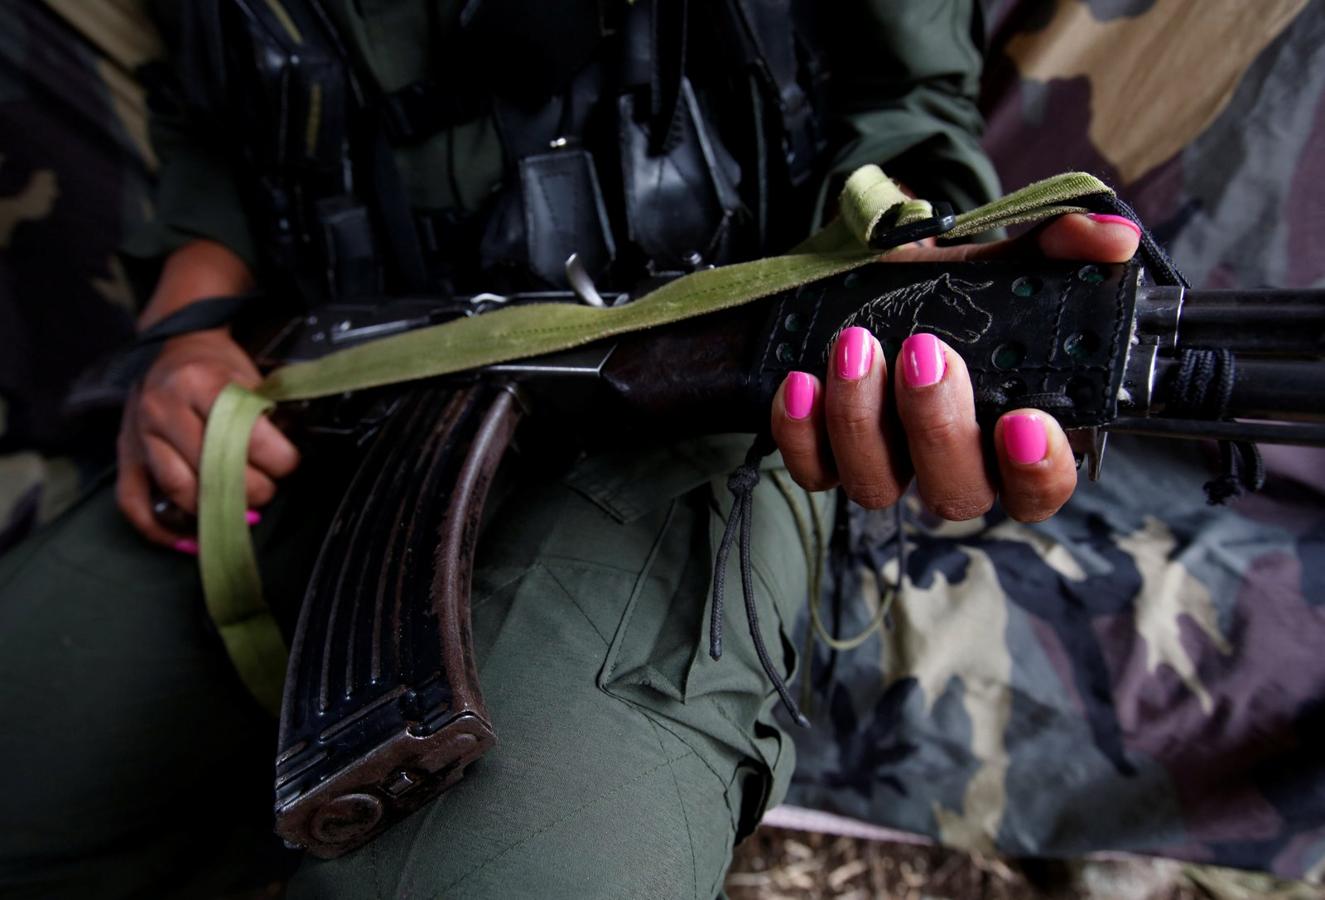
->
<box><xmin>0</xmin><ymin>0</ymin><xmax>156</xmax><ymax>554</ymax></box>
<box><xmin>5</xmin><ymin>0</ymin><xmax>1324</xmax><ymax>892</ymax></box>
<box><xmin>0</xmin><ymin>2</ymin><xmax>999</xmax><ymax>897</ymax></box>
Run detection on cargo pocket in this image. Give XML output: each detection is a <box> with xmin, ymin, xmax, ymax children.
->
<box><xmin>703</xmin><ymin>468</ymin><xmax>830</xmax><ymax>825</ymax></box>
<box><xmin>593</xmin><ymin>460</ymin><xmax>824</xmax><ymax>835</ymax></box>
<box><xmin>596</xmin><ymin>487</ymin><xmax>714</xmax><ymax>704</ymax></box>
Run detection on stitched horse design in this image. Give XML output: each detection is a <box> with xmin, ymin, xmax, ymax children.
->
<box><xmin>830</xmin><ymin>273</ymin><xmax>995</xmax><ymax>350</ymax></box>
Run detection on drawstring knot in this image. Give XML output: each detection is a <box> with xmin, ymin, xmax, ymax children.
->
<box><xmin>726</xmin><ymin>466</ymin><xmax>760</xmax><ymax>494</ymax></box>
<box><xmin>710</xmin><ymin>433</ymin><xmax>810</xmax><ymax>728</ymax></box>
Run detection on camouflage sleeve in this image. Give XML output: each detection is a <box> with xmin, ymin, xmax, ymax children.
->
<box><xmin>821</xmin><ymin>0</ymin><xmax>1003</xmax><ymax>216</ymax></box>
<box><xmin>120</xmin><ymin>1</ymin><xmax>257</xmax><ymax>270</ymax></box>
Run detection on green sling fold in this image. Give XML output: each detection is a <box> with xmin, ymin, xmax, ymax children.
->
<box><xmin>197</xmin><ymin>167</ymin><xmax>1115</xmax><ymax>713</ymax></box>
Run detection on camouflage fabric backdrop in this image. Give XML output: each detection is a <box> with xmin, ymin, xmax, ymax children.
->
<box><xmin>1</xmin><ymin>0</ymin><xmax>1322</xmax><ymax>883</ymax></box>
<box><xmin>0</xmin><ymin>0</ymin><xmax>154</xmax><ymax>553</ymax></box>
<box><xmin>785</xmin><ymin>0</ymin><xmax>1325</xmax><ymax>882</ymax></box>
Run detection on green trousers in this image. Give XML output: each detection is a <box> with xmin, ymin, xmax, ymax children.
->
<box><xmin>0</xmin><ymin>437</ymin><xmax>825</xmax><ymax>899</ymax></box>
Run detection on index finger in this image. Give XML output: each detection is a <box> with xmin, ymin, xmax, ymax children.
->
<box><xmin>887</xmin><ymin>212</ymin><xmax>1141</xmax><ymax>265</ymax></box>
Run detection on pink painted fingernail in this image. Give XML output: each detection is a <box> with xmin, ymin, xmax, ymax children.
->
<box><xmin>784</xmin><ymin>372</ymin><xmax>816</xmax><ymax>420</ymax></box>
<box><xmin>1003</xmin><ymin>414</ymin><xmax>1048</xmax><ymax>465</ymax></box>
<box><xmin>1087</xmin><ymin>213</ymin><xmax>1142</xmax><ymax>237</ymax></box>
<box><xmin>901</xmin><ymin>333</ymin><xmax>945</xmax><ymax>388</ymax></box>
<box><xmin>834</xmin><ymin>327</ymin><xmax>874</xmax><ymax>381</ymax></box>
<box><xmin>172</xmin><ymin>538</ymin><xmax>199</xmax><ymax>556</ymax></box>
<box><xmin>245</xmin><ymin>509</ymin><xmax>262</xmax><ymax>526</ymax></box>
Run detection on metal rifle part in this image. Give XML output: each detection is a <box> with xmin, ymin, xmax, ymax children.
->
<box><xmin>274</xmin><ymin>383</ymin><xmax>520</xmax><ymax>858</ymax></box>
<box><xmin>261</xmin><ymin>259</ymin><xmax>1324</xmax><ymax>858</ymax></box>
<box><xmin>256</xmin><ymin>260</ymin><xmax>1325</xmax><ymax>466</ymax></box>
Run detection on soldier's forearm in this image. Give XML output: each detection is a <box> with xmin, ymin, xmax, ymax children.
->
<box><xmin>137</xmin><ymin>239</ymin><xmax>255</xmax><ymax>332</ymax></box>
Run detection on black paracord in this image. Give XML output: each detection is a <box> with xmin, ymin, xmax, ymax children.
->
<box><xmin>710</xmin><ymin>433</ymin><xmax>811</xmax><ymax>727</ymax></box>
<box><xmin>1165</xmin><ymin>347</ymin><xmax>1265</xmax><ymax>503</ymax></box>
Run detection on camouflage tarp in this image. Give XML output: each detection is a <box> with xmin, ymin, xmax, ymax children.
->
<box><xmin>2</xmin><ymin>0</ymin><xmax>1323</xmax><ymax>883</ymax></box>
<box><xmin>0</xmin><ymin>0</ymin><xmax>155</xmax><ymax>552</ymax></box>
<box><xmin>785</xmin><ymin>0</ymin><xmax>1325</xmax><ymax>882</ymax></box>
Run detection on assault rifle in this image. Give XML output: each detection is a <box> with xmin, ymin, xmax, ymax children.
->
<box><xmin>249</xmin><ymin>257</ymin><xmax>1324</xmax><ymax>857</ymax></box>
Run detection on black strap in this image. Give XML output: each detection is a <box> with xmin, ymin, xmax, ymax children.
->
<box><xmin>381</xmin><ymin>80</ymin><xmax>489</xmax><ymax>145</ymax></box>
<box><xmin>1083</xmin><ymin>193</ymin><xmax>1188</xmax><ymax>288</ymax></box>
<box><xmin>136</xmin><ymin>295</ymin><xmax>253</xmax><ymax>345</ymax></box>
<box><xmin>649</xmin><ymin>0</ymin><xmax>689</xmax><ymax>153</ymax></box>
<box><xmin>66</xmin><ymin>295</ymin><xmax>256</xmax><ymax>407</ymax></box>
<box><xmin>367</xmin><ymin>123</ymin><xmax>430</xmax><ymax>293</ymax></box>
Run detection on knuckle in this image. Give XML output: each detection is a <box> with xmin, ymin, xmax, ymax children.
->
<box><xmin>845</xmin><ymin>481</ymin><xmax>901</xmax><ymax>510</ymax></box>
<box><xmin>773</xmin><ymin>424</ymin><xmax>817</xmax><ymax>459</ymax></box>
<box><xmin>156</xmin><ymin>469</ymin><xmax>193</xmax><ymax>502</ymax></box>
<box><xmin>829</xmin><ymin>405</ymin><xmax>882</xmax><ymax>441</ymax></box>
<box><xmin>269</xmin><ymin>451</ymin><xmax>300</xmax><ymax>478</ymax></box>
<box><xmin>171</xmin><ymin>364</ymin><xmax>222</xmax><ymax>398</ymax></box>
<box><xmin>1004</xmin><ymin>481</ymin><xmax>1073</xmax><ymax>523</ymax></box>
<box><xmin>136</xmin><ymin>391</ymin><xmax>169</xmax><ymax>427</ymax></box>
<box><xmin>909</xmin><ymin>415</ymin><xmax>968</xmax><ymax>451</ymax></box>
<box><xmin>1007</xmin><ymin>503</ymin><xmax>1058</xmax><ymax>524</ymax></box>
<box><xmin>927</xmin><ymin>490</ymin><xmax>995</xmax><ymax>522</ymax></box>
<box><xmin>788</xmin><ymin>468</ymin><xmax>836</xmax><ymax>494</ymax></box>
<box><xmin>247</xmin><ymin>474</ymin><xmax>276</xmax><ymax>506</ymax></box>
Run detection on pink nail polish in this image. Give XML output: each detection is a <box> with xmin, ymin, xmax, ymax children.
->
<box><xmin>172</xmin><ymin>538</ymin><xmax>199</xmax><ymax>556</ymax></box>
<box><xmin>901</xmin><ymin>333</ymin><xmax>945</xmax><ymax>388</ymax></box>
<box><xmin>245</xmin><ymin>509</ymin><xmax>262</xmax><ymax>526</ymax></box>
<box><xmin>784</xmin><ymin>372</ymin><xmax>816</xmax><ymax>420</ymax></box>
<box><xmin>1086</xmin><ymin>213</ymin><xmax>1142</xmax><ymax>238</ymax></box>
<box><xmin>1003</xmin><ymin>414</ymin><xmax>1048</xmax><ymax>465</ymax></box>
<box><xmin>834</xmin><ymin>327</ymin><xmax>874</xmax><ymax>381</ymax></box>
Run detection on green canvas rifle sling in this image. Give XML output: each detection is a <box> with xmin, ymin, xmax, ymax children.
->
<box><xmin>197</xmin><ymin>167</ymin><xmax>1118</xmax><ymax>714</ymax></box>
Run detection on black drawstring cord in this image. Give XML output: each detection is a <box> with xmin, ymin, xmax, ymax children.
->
<box><xmin>710</xmin><ymin>433</ymin><xmax>811</xmax><ymax>728</ymax></box>
<box><xmin>1164</xmin><ymin>347</ymin><xmax>1266</xmax><ymax>503</ymax></box>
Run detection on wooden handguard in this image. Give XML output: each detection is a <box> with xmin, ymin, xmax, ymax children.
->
<box><xmin>274</xmin><ymin>382</ymin><xmax>520</xmax><ymax>859</ymax></box>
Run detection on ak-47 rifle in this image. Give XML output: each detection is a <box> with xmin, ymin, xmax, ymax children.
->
<box><xmin>248</xmin><ymin>255</ymin><xmax>1324</xmax><ymax>857</ymax></box>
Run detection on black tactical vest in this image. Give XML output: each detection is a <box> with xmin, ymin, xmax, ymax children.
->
<box><xmin>170</xmin><ymin>0</ymin><xmax>829</xmax><ymax>303</ymax></box>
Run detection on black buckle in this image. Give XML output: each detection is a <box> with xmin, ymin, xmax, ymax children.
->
<box><xmin>869</xmin><ymin>202</ymin><xmax>957</xmax><ymax>250</ymax></box>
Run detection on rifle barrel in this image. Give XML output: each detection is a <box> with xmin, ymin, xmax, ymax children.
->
<box><xmin>1152</xmin><ymin>357</ymin><xmax>1325</xmax><ymax>422</ymax></box>
<box><xmin>1106</xmin><ymin>417</ymin><xmax>1325</xmax><ymax>446</ymax></box>
<box><xmin>1177</xmin><ymin>291</ymin><xmax>1325</xmax><ymax>357</ymax></box>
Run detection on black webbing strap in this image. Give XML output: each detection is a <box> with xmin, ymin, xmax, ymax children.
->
<box><xmin>1084</xmin><ymin>193</ymin><xmax>1189</xmax><ymax>289</ymax></box>
<box><xmin>648</xmin><ymin>0</ymin><xmax>689</xmax><ymax>153</ymax></box>
<box><xmin>107</xmin><ymin>295</ymin><xmax>254</xmax><ymax>389</ymax></box>
<box><xmin>381</xmin><ymin>80</ymin><xmax>489</xmax><ymax>145</ymax></box>
<box><xmin>367</xmin><ymin>123</ymin><xmax>430</xmax><ymax>293</ymax></box>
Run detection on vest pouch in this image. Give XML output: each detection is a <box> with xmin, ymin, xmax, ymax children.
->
<box><xmin>316</xmin><ymin>197</ymin><xmax>383</xmax><ymax>299</ymax></box>
<box><xmin>619</xmin><ymin>78</ymin><xmax>743</xmax><ymax>269</ymax></box>
<box><xmin>218</xmin><ymin>0</ymin><xmax>347</xmax><ymax>173</ymax></box>
<box><xmin>517</xmin><ymin>149</ymin><xmax>616</xmax><ymax>288</ymax></box>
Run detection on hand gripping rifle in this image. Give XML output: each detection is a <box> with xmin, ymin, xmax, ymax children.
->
<box><xmin>252</xmin><ymin>254</ymin><xmax>1324</xmax><ymax>857</ymax></box>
